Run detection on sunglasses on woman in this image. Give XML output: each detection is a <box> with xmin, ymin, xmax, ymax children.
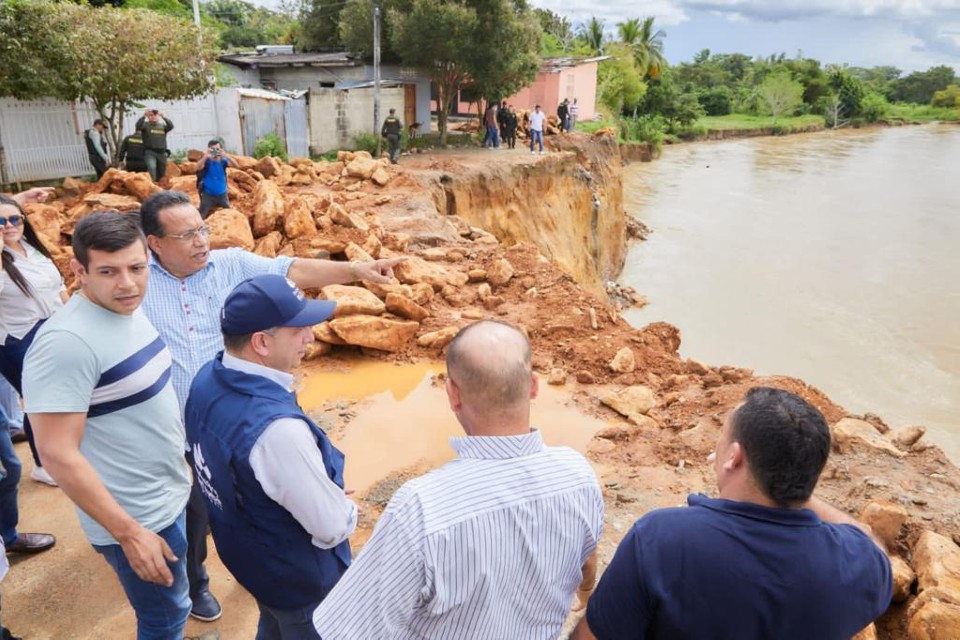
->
<box><xmin>0</xmin><ymin>214</ymin><xmax>23</xmax><ymax>227</ymax></box>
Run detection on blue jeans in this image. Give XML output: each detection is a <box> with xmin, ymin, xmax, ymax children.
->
<box><xmin>94</xmin><ymin>512</ymin><xmax>191</xmax><ymax>640</ymax></box>
<box><xmin>0</xmin><ymin>320</ymin><xmax>45</xmax><ymax>467</ymax></box>
<box><xmin>530</xmin><ymin>130</ymin><xmax>543</xmax><ymax>152</ymax></box>
<box><xmin>0</xmin><ymin>428</ymin><xmax>22</xmax><ymax>547</ymax></box>
<box><xmin>486</xmin><ymin>124</ymin><xmax>500</xmax><ymax>148</ymax></box>
<box><xmin>0</xmin><ymin>378</ymin><xmax>21</xmax><ymax>430</ymax></box>
<box><xmin>256</xmin><ymin>599</ymin><xmax>322</xmax><ymax>640</ymax></box>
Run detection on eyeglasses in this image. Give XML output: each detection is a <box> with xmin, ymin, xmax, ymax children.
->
<box><xmin>0</xmin><ymin>215</ymin><xmax>23</xmax><ymax>227</ymax></box>
<box><xmin>165</xmin><ymin>225</ymin><xmax>212</xmax><ymax>242</ymax></box>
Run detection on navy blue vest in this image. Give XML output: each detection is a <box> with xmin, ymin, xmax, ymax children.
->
<box><xmin>184</xmin><ymin>353</ymin><xmax>351</xmax><ymax>610</ymax></box>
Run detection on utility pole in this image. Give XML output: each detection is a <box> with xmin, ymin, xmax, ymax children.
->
<box><xmin>373</xmin><ymin>0</ymin><xmax>382</xmax><ymax>158</ymax></box>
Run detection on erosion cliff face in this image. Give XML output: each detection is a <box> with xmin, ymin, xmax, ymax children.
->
<box><xmin>407</xmin><ymin>133</ymin><xmax>626</xmax><ymax>296</ymax></box>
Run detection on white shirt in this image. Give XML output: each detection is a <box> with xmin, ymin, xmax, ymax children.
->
<box><xmin>529</xmin><ymin>111</ymin><xmax>546</xmax><ymax>132</ymax></box>
<box><xmin>221</xmin><ymin>352</ymin><xmax>357</xmax><ymax>549</ymax></box>
<box><xmin>313</xmin><ymin>429</ymin><xmax>604</xmax><ymax>639</ymax></box>
<box><xmin>0</xmin><ymin>241</ymin><xmax>65</xmax><ymax>344</ymax></box>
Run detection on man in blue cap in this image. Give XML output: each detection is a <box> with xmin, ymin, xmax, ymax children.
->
<box><xmin>184</xmin><ymin>275</ymin><xmax>356</xmax><ymax>640</ymax></box>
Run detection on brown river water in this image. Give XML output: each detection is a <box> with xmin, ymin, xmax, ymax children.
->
<box><xmin>621</xmin><ymin>124</ymin><xmax>960</xmax><ymax>463</ymax></box>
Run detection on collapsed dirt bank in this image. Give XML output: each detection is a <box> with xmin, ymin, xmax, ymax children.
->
<box><xmin>10</xmin><ymin>132</ymin><xmax>960</xmax><ymax>639</ymax></box>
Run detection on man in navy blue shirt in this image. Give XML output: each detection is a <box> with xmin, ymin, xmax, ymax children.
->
<box><xmin>574</xmin><ymin>386</ymin><xmax>893</xmax><ymax>640</ymax></box>
<box><xmin>197</xmin><ymin>139</ymin><xmax>237</xmax><ymax>219</ymax></box>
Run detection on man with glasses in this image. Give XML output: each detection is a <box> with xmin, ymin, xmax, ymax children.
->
<box><xmin>138</xmin><ymin>190</ymin><xmax>403</xmax><ymax>624</ymax></box>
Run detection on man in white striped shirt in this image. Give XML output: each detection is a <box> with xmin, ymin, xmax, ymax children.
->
<box><xmin>314</xmin><ymin>320</ymin><xmax>604</xmax><ymax>639</ymax></box>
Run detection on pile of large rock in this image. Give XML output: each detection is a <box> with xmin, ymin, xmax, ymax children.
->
<box><xmin>20</xmin><ymin>150</ymin><xmax>518</xmax><ymax>358</ymax></box>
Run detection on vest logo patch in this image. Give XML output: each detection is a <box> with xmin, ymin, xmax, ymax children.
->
<box><xmin>193</xmin><ymin>443</ymin><xmax>223</xmax><ymax>510</ymax></box>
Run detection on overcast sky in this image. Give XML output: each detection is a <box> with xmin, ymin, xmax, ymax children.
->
<box><xmin>531</xmin><ymin>0</ymin><xmax>960</xmax><ymax>72</ymax></box>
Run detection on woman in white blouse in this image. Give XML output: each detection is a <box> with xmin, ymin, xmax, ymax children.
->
<box><xmin>0</xmin><ymin>194</ymin><xmax>67</xmax><ymax>486</ymax></box>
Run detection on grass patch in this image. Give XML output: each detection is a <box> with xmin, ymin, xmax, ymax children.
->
<box><xmin>886</xmin><ymin>103</ymin><xmax>960</xmax><ymax>123</ymax></box>
<box><xmin>575</xmin><ymin>119</ymin><xmax>618</xmax><ymax>134</ymax></box>
<box><xmin>699</xmin><ymin>114</ymin><xmax>825</xmax><ymax>131</ymax></box>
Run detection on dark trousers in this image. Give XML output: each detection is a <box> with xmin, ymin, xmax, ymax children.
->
<box><xmin>144</xmin><ymin>149</ymin><xmax>167</xmax><ymax>182</ymax></box>
<box><xmin>0</xmin><ymin>321</ymin><xmax>46</xmax><ymax>467</ymax></box>
<box><xmin>199</xmin><ymin>192</ymin><xmax>230</xmax><ymax>219</ymax></box>
<box><xmin>184</xmin><ymin>451</ymin><xmax>210</xmax><ymax>599</ymax></box>
<box><xmin>89</xmin><ymin>154</ymin><xmax>108</xmax><ymax>179</ymax></box>
<box><xmin>386</xmin><ymin>134</ymin><xmax>400</xmax><ymax>164</ymax></box>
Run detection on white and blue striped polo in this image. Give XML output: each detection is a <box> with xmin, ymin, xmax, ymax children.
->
<box><xmin>314</xmin><ymin>429</ymin><xmax>605</xmax><ymax>639</ymax></box>
<box><xmin>23</xmin><ymin>295</ymin><xmax>191</xmax><ymax>546</ymax></box>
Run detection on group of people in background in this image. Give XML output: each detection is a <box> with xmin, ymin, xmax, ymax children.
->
<box><xmin>84</xmin><ymin>109</ymin><xmax>174</xmax><ymax>183</ymax></box>
<box><xmin>481</xmin><ymin>98</ymin><xmax>577</xmax><ymax>154</ymax></box>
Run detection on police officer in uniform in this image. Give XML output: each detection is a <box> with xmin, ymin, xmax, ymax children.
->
<box><xmin>136</xmin><ymin>108</ymin><xmax>174</xmax><ymax>182</ymax></box>
<box><xmin>380</xmin><ymin>108</ymin><xmax>403</xmax><ymax>164</ymax></box>
<box><xmin>118</xmin><ymin>132</ymin><xmax>148</xmax><ymax>173</ymax></box>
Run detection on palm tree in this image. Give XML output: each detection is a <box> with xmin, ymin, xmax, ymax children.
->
<box><xmin>579</xmin><ymin>17</ymin><xmax>605</xmax><ymax>55</ymax></box>
<box><xmin>617</xmin><ymin>17</ymin><xmax>641</xmax><ymax>46</ymax></box>
<box><xmin>633</xmin><ymin>16</ymin><xmax>666</xmax><ymax>79</ymax></box>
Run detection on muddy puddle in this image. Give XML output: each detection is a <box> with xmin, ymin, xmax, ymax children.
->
<box><xmin>298</xmin><ymin>360</ymin><xmax>609</xmax><ymax>492</ymax></box>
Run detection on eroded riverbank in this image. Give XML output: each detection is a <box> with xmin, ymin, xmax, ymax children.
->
<box><xmin>7</xmin><ymin>131</ymin><xmax>960</xmax><ymax>638</ymax></box>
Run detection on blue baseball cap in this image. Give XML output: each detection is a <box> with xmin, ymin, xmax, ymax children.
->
<box><xmin>221</xmin><ymin>275</ymin><xmax>337</xmax><ymax>335</ymax></box>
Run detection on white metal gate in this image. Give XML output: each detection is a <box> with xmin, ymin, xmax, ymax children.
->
<box><xmin>239</xmin><ymin>92</ymin><xmax>287</xmax><ymax>157</ymax></box>
<box><xmin>0</xmin><ymin>91</ymin><xmax>236</xmax><ymax>186</ymax></box>
<box><xmin>284</xmin><ymin>97</ymin><xmax>309</xmax><ymax>159</ymax></box>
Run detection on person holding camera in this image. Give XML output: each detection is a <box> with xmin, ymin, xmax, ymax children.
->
<box><xmin>196</xmin><ymin>140</ymin><xmax>237</xmax><ymax>219</ymax></box>
<box><xmin>136</xmin><ymin>108</ymin><xmax>174</xmax><ymax>182</ymax></box>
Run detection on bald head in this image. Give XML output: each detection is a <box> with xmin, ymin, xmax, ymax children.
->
<box><xmin>446</xmin><ymin>321</ymin><xmax>532</xmax><ymax>417</ymax></box>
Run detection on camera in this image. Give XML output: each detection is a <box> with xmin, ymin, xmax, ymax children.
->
<box><xmin>211</xmin><ymin>148</ymin><xmax>221</xmax><ymax>157</ymax></box>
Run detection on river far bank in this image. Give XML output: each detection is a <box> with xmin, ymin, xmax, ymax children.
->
<box><xmin>7</xmin><ymin>132</ymin><xmax>960</xmax><ymax>638</ymax></box>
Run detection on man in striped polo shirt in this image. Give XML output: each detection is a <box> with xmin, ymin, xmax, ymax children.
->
<box><xmin>314</xmin><ymin>320</ymin><xmax>605</xmax><ymax>639</ymax></box>
<box><xmin>24</xmin><ymin>211</ymin><xmax>194</xmax><ymax>640</ymax></box>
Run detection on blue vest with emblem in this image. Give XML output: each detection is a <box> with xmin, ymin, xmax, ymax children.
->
<box><xmin>184</xmin><ymin>353</ymin><xmax>351</xmax><ymax>609</ymax></box>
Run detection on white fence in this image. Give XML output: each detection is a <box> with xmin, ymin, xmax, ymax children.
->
<box><xmin>0</xmin><ymin>88</ymin><xmax>306</xmax><ymax>186</ymax></box>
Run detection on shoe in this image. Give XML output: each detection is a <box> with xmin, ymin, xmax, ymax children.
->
<box><xmin>6</xmin><ymin>532</ymin><xmax>55</xmax><ymax>554</ymax></box>
<box><xmin>185</xmin><ymin>632</ymin><xmax>220</xmax><ymax>640</ymax></box>
<box><xmin>8</xmin><ymin>428</ymin><xmax>26</xmax><ymax>444</ymax></box>
<box><xmin>2</xmin><ymin>626</ymin><xmax>23</xmax><ymax>640</ymax></box>
<box><xmin>530</xmin><ymin>151</ymin><xmax>536</xmax><ymax>155</ymax></box>
<box><xmin>30</xmin><ymin>467</ymin><xmax>58</xmax><ymax>486</ymax></box>
<box><xmin>190</xmin><ymin>590</ymin><xmax>222</xmax><ymax>622</ymax></box>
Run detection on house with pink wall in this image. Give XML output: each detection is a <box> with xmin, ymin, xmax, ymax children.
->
<box><xmin>433</xmin><ymin>56</ymin><xmax>607</xmax><ymax>120</ymax></box>
<box><xmin>503</xmin><ymin>57</ymin><xmax>605</xmax><ymax>120</ymax></box>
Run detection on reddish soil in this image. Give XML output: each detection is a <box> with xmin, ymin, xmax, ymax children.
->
<box><xmin>6</xmin><ymin>140</ymin><xmax>958</xmax><ymax>639</ymax></box>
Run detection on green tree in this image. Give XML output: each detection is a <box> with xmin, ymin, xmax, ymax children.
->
<box><xmin>464</xmin><ymin>0</ymin><xmax>541</xmax><ymax>109</ymax></box>
<box><xmin>632</xmin><ymin>17</ymin><xmax>666</xmax><ymax>79</ymax></box>
<box><xmin>301</xmin><ymin>0</ymin><xmax>348</xmax><ymax>51</ymax></box>
<box><xmin>597</xmin><ymin>43</ymin><xmax>646</xmax><ymax>115</ymax></box>
<box><xmin>860</xmin><ymin>91</ymin><xmax>890</xmax><ymax>122</ymax></box>
<box><xmin>890</xmin><ymin>65</ymin><xmax>956</xmax><ymax>104</ymax></box>
<box><xmin>759</xmin><ymin>70</ymin><xmax>803</xmax><ymax>124</ymax></box>
<box><xmin>389</xmin><ymin>0</ymin><xmax>477</xmax><ymax>144</ymax></box>
<box><xmin>578</xmin><ymin>17</ymin><xmax>605</xmax><ymax>55</ymax></box>
<box><xmin>0</xmin><ymin>1</ymin><xmax>218</xmax><ymax>159</ymax></box>
<box><xmin>829</xmin><ymin>69</ymin><xmax>865</xmax><ymax>119</ymax></box>
<box><xmin>932</xmin><ymin>84</ymin><xmax>960</xmax><ymax>108</ymax></box>
<box><xmin>534</xmin><ymin>7</ymin><xmax>573</xmax><ymax>52</ymax></box>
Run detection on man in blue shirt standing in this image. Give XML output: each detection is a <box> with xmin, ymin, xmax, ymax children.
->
<box><xmin>196</xmin><ymin>140</ymin><xmax>237</xmax><ymax>219</ymax></box>
<box><xmin>574</xmin><ymin>386</ymin><xmax>893</xmax><ymax>640</ymax></box>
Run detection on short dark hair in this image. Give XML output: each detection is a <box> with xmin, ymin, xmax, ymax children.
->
<box><xmin>139</xmin><ymin>190</ymin><xmax>193</xmax><ymax>238</ymax></box>
<box><xmin>93</xmin><ymin>119</ymin><xmax>104</xmax><ymax>127</ymax></box>
<box><xmin>730</xmin><ymin>387</ymin><xmax>831</xmax><ymax>507</ymax></box>
<box><xmin>223</xmin><ymin>332</ymin><xmax>254</xmax><ymax>352</ymax></box>
<box><xmin>207</xmin><ymin>139</ymin><xmax>222</xmax><ymax>148</ymax></box>
<box><xmin>72</xmin><ymin>210</ymin><xmax>147</xmax><ymax>269</ymax></box>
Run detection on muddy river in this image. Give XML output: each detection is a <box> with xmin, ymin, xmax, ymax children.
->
<box><xmin>621</xmin><ymin>124</ymin><xmax>960</xmax><ymax>463</ymax></box>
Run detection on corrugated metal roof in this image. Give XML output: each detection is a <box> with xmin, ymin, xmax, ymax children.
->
<box><xmin>236</xmin><ymin>87</ymin><xmax>291</xmax><ymax>101</ymax></box>
<box><xmin>540</xmin><ymin>56</ymin><xmax>610</xmax><ymax>73</ymax></box>
<box><xmin>220</xmin><ymin>51</ymin><xmax>357</xmax><ymax>69</ymax></box>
